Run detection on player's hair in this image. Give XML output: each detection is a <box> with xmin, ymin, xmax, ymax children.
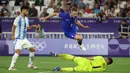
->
<box><xmin>71</xmin><ymin>7</ymin><xmax>78</xmax><ymax>12</ymax></box>
<box><xmin>107</xmin><ymin>57</ymin><xmax>113</xmax><ymax>65</ymax></box>
<box><xmin>21</xmin><ymin>6</ymin><xmax>29</xmax><ymax>12</ymax></box>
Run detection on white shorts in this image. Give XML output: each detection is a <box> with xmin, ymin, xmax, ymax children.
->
<box><xmin>14</xmin><ymin>38</ymin><xmax>34</xmax><ymax>50</ymax></box>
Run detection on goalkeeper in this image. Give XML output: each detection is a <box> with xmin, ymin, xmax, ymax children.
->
<box><xmin>50</xmin><ymin>52</ymin><xmax>113</xmax><ymax>72</ymax></box>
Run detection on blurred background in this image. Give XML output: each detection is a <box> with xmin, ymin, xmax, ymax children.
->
<box><xmin>0</xmin><ymin>0</ymin><xmax>130</xmax><ymax>18</ymax></box>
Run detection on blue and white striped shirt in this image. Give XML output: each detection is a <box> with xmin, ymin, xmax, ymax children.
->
<box><xmin>13</xmin><ymin>15</ymin><xmax>29</xmax><ymax>39</ymax></box>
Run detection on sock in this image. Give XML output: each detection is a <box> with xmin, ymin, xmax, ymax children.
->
<box><xmin>10</xmin><ymin>53</ymin><xmax>19</xmax><ymax>68</ymax></box>
<box><xmin>77</xmin><ymin>39</ymin><xmax>82</xmax><ymax>45</ymax></box>
<box><xmin>61</xmin><ymin>67</ymin><xmax>74</xmax><ymax>71</ymax></box>
<box><xmin>58</xmin><ymin>54</ymin><xmax>74</xmax><ymax>60</ymax></box>
<box><xmin>29</xmin><ymin>52</ymin><xmax>35</xmax><ymax>65</ymax></box>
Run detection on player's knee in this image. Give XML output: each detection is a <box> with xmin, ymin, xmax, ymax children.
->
<box><xmin>76</xmin><ymin>35</ymin><xmax>82</xmax><ymax>40</ymax></box>
<box><xmin>29</xmin><ymin>48</ymin><xmax>35</xmax><ymax>52</ymax></box>
<box><xmin>15</xmin><ymin>49</ymin><xmax>21</xmax><ymax>54</ymax></box>
<box><xmin>78</xmin><ymin>35</ymin><xmax>82</xmax><ymax>40</ymax></box>
<box><xmin>80</xmin><ymin>37</ymin><xmax>82</xmax><ymax>40</ymax></box>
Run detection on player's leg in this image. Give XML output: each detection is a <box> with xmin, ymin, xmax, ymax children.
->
<box><xmin>52</xmin><ymin>64</ymin><xmax>91</xmax><ymax>72</ymax></box>
<box><xmin>51</xmin><ymin>56</ymin><xmax>85</xmax><ymax>72</ymax></box>
<box><xmin>71</xmin><ymin>26</ymin><xmax>86</xmax><ymax>51</ymax></box>
<box><xmin>8</xmin><ymin>39</ymin><xmax>22</xmax><ymax>70</ymax></box>
<box><xmin>58</xmin><ymin>54</ymin><xmax>75</xmax><ymax>60</ymax></box>
<box><xmin>61</xmin><ymin>67</ymin><xmax>74</xmax><ymax>71</ymax></box>
<box><xmin>50</xmin><ymin>52</ymin><xmax>87</xmax><ymax>72</ymax></box>
<box><xmin>28</xmin><ymin>48</ymin><xmax>38</xmax><ymax>69</ymax></box>
<box><xmin>50</xmin><ymin>52</ymin><xmax>85</xmax><ymax>65</ymax></box>
<box><xmin>74</xmin><ymin>34</ymin><xmax>86</xmax><ymax>51</ymax></box>
<box><xmin>28</xmin><ymin>48</ymin><xmax>35</xmax><ymax>65</ymax></box>
<box><xmin>52</xmin><ymin>67</ymin><xmax>74</xmax><ymax>72</ymax></box>
<box><xmin>52</xmin><ymin>62</ymin><xmax>87</xmax><ymax>72</ymax></box>
<box><xmin>50</xmin><ymin>52</ymin><xmax>75</xmax><ymax>60</ymax></box>
<box><xmin>65</xmin><ymin>32</ymin><xmax>86</xmax><ymax>51</ymax></box>
<box><xmin>73</xmin><ymin>56</ymin><xmax>86</xmax><ymax>66</ymax></box>
<box><xmin>52</xmin><ymin>66</ymin><xmax>89</xmax><ymax>72</ymax></box>
<box><xmin>23</xmin><ymin>39</ymin><xmax>37</xmax><ymax>69</ymax></box>
<box><xmin>57</xmin><ymin>53</ymin><xmax>88</xmax><ymax>69</ymax></box>
<box><xmin>8</xmin><ymin>50</ymin><xmax>20</xmax><ymax>70</ymax></box>
<box><xmin>74</xmin><ymin>34</ymin><xmax>82</xmax><ymax>45</ymax></box>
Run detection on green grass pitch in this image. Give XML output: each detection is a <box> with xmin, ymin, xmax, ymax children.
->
<box><xmin>0</xmin><ymin>56</ymin><xmax>129</xmax><ymax>73</ymax></box>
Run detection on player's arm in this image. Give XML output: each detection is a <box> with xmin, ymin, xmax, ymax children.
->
<box><xmin>26</xmin><ymin>17</ymin><xmax>38</xmax><ymax>30</ymax></box>
<box><xmin>12</xmin><ymin>25</ymin><xmax>16</xmax><ymax>40</ymax></box>
<box><xmin>76</xmin><ymin>20</ymin><xmax>89</xmax><ymax>28</ymax></box>
<box><xmin>40</xmin><ymin>13</ymin><xmax>59</xmax><ymax>21</ymax></box>
<box><xmin>12</xmin><ymin>17</ymin><xmax>19</xmax><ymax>40</ymax></box>
<box><xmin>27</xmin><ymin>25</ymin><xmax>38</xmax><ymax>30</ymax></box>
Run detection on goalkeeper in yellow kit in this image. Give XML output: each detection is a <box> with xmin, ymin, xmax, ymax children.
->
<box><xmin>50</xmin><ymin>52</ymin><xmax>113</xmax><ymax>72</ymax></box>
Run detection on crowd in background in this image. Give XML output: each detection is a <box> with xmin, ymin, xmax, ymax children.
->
<box><xmin>0</xmin><ymin>0</ymin><xmax>130</xmax><ymax>19</ymax></box>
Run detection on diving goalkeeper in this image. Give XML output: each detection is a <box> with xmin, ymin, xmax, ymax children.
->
<box><xmin>50</xmin><ymin>52</ymin><xmax>113</xmax><ymax>72</ymax></box>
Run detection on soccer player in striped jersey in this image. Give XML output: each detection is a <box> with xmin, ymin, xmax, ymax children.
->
<box><xmin>8</xmin><ymin>6</ymin><xmax>38</xmax><ymax>70</ymax></box>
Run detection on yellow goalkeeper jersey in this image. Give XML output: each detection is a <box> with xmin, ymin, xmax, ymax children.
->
<box><xmin>90</xmin><ymin>56</ymin><xmax>107</xmax><ymax>71</ymax></box>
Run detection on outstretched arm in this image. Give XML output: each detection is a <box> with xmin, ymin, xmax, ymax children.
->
<box><xmin>76</xmin><ymin>20</ymin><xmax>89</xmax><ymax>28</ymax></box>
<box><xmin>27</xmin><ymin>25</ymin><xmax>38</xmax><ymax>30</ymax></box>
<box><xmin>40</xmin><ymin>13</ymin><xmax>59</xmax><ymax>21</ymax></box>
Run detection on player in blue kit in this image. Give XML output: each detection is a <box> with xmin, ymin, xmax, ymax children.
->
<box><xmin>40</xmin><ymin>7</ymin><xmax>89</xmax><ymax>51</ymax></box>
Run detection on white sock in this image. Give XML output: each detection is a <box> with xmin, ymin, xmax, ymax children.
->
<box><xmin>29</xmin><ymin>52</ymin><xmax>35</xmax><ymax>65</ymax></box>
<box><xmin>10</xmin><ymin>53</ymin><xmax>19</xmax><ymax>68</ymax></box>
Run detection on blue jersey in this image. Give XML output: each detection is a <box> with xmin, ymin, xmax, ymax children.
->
<box><xmin>59</xmin><ymin>12</ymin><xmax>78</xmax><ymax>34</ymax></box>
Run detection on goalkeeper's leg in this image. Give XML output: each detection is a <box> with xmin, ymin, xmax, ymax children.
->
<box><xmin>52</xmin><ymin>66</ymin><xmax>84</xmax><ymax>72</ymax></box>
<box><xmin>58</xmin><ymin>54</ymin><xmax>85</xmax><ymax>66</ymax></box>
<box><xmin>52</xmin><ymin>67</ymin><xmax>74</xmax><ymax>72</ymax></box>
<box><xmin>50</xmin><ymin>52</ymin><xmax>86</xmax><ymax>65</ymax></box>
<box><xmin>50</xmin><ymin>52</ymin><xmax>75</xmax><ymax>60</ymax></box>
<box><xmin>61</xmin><ymin>67</ymin><xmax>74</xmax><ymax>71</ymax></box>
<box><xmin>58</xmin><ymin>54</ymin><xmax>75</xmax><ymax>60</ymax></box>
<box><xmin>61</xmin><ymin>66</ymin><xmax>84</xmax><ymax>72</ymax></box>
